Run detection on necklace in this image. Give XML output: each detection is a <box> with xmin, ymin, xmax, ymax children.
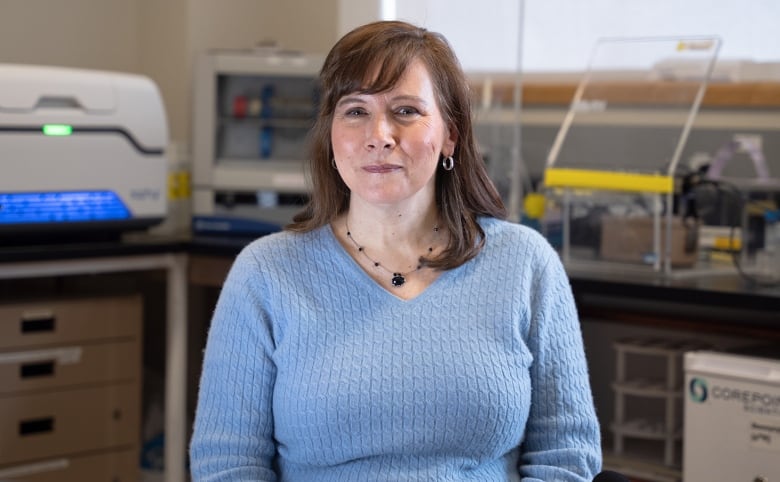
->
<box><xmin>345</xmin><ymin>220</ymin><xmax>440</xmax><ymax>288</ymax></box>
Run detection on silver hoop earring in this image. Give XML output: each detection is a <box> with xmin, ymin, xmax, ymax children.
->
<box><xmin>442</xmin><ymin>155</ymin><xmax>455</xmax><ymax>171</ymax></box>
<box><xmin>331</xmin><ymin>158</ymin><xmax>337</xmax><ymax>169</ymax></box>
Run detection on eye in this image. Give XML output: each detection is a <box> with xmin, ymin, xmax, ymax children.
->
<box><xmin>396</xmin><ymin>106</ymin><xmax>420</xmax><ymax>116</ymax></box>
<box><xmin>344</xmin><ymin>107</ymin><xmax>367</xmax><ymax>117</ymax></box>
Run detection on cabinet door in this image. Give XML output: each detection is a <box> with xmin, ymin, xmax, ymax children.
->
<box><xmin>0</xmin><ymin>448</ymin><xmax>138</xmax><ymax>482</ymax></box>
<box><xmin>0</xmin><ymin>295</ymin><xmax>142</xmax><ymax>350</ymax></box>
<box><xmin>0</xmin><ymin>382</ymin><xmax>139</xmax><ymax>466</ymax></box>
<box><xmin>0</xmin><ymin>339</ymin><xmax>140</xmax><ymax>394</ymax></box>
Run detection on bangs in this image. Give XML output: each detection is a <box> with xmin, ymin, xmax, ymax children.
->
<box><xmin>357</xmin><ymin>44</ymin><xmax>419</xmax><ymax>94</ymax></box>
<box><xmin>323</xmin><ymin>37</ymin><xmax>423</xmax><ymax>114</ymax></box>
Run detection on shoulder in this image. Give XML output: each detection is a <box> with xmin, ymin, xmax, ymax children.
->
<box><xmin>244</xmin><ymin>227</ymin><xmax>325</xmax><ymax>254</ymax></box>
<box><xmin>220</xmin><ymin>227</ymin><xmax>332</xmax><ymax>301</ymax></box>
<box><xmin>477</xmin><ymin>217</ymin><xmax>566</xmax><ymax>285</ymax></box>
<box><xmin>234</xmin><ymin>227</ymin><xmax>328</xmax><ymax>270</ymax></box>
<box><xmin>479</xmin><ymin>217</ymin><xmax>555</xmax><ymax>258</ymax></box>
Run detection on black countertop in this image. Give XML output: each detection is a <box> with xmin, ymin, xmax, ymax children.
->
<box><xmin>0</xmin><ymin>234</ymin><xmax>190</xmax><ymax>263</ymax></box>
<box><xmin>2</xmin><ymin>232</ymin><xmax>777</xmax><ymax>329</ymax></box>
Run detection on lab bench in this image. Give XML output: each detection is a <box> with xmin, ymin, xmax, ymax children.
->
<box><xmin>1</xmin><ymin>235</ymin><xmax>777</xmax><ymax>481</ymax></box>
<box><xmin>187</xmin><ymin>235</ymin><xmax>780</xmax><ymax>481</ymax></box>
<box><xmin>0</xmin><ymin>239</ymin><xmax>188</xmax><ymax>482</ymax></box>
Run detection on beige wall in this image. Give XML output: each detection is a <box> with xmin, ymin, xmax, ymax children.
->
<box><xmin>182</xmin><ymin>0</ymin><xmax>339</xmax><ymax>145</ymax></box>
<box><xmin>187</xmin><ymin>1</ymin><xmax>339</xmax><ymax>56</ymax></box>
<box><xmin>0</xmin><ymin>0</ymin><xmax>338</xmax><ymax>152</ymax></box>
<box><xmin>137</xmin><ymin>0</ymin><xmax>189</xmax><ymax>145</ymax></box>
<box><xmin>0</xmin><ymin>0</ymin><xmax>142</xmax><ymax>71</ymax></box>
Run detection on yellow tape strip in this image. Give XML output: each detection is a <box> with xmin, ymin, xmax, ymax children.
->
<box><xmin>544</xmin><ymin>168</ymin><xmax>674</xmax><ymax>194</ymax></box>
<box><xmin>712</xmin><ymin>237</ymin><xmax>741</xmax><ymax>251</ymax></box>
<box><xmin>167</xmin><ymin>171</ymin><xmax>191</xmax><ymax>200</ymax></box>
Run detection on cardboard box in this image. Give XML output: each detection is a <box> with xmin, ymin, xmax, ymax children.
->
<box><xmin>684</xmin><ymin>351</ymin><xmax>780</xmax><ymax>482</ymax></box>
<box><xmin>600</xmin><ymin>215</ymin><xmax>698</xmax><ymax>267</ymax></box>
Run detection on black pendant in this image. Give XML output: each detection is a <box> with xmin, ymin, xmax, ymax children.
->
<box><xmin>391</xmin><ymin>274</ymin><xmax>406</xmax><ymax>287</ymax></box>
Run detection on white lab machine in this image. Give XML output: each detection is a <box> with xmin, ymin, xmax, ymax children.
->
<box><xmin>684</xmin><ymin>349</ymin><xmax>780</xmax><ymax>482</ymax></box>
<box><xmin>191</xmin><ymin>49</ymin><xmax>322</xmax><ymax>235</ymax></box>
<box><xmin>0</xmin><ymin>63</ymin><xmax>168</xmax><ymax>240</ymax></box>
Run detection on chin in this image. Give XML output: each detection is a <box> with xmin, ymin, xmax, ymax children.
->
<box><xmin>357</xmin><ymin>189</ymin><xmax>411</xmax><ymax>205</ymax></box>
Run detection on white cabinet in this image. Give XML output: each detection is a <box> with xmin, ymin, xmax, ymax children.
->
<box><xmin>191</xmin><ymin>50</ymin><xmax>323</xmax><ymax>233</ymax></box>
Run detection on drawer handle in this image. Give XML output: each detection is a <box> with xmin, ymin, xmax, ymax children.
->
<box><xmin>0</xmin><ymin>347</ymin><xmax>83</xmax><ymax>366</ymax></box>
<box><xmin>19</xmin><ymin>416</ymin><xmax>54</xmax><ymax>436</ymax></box>
<box><xmin>21</xmin><ymin>360</ymin><xmax>55</xmax><ymax>378</ymax></box>
<box><xmin>0</xmin><ymin>458</ymin><xmax>69</xmax><ymax>478</ymax></box>
<box><xmin>21</xmin><ymin>311</ymin><xmax>56</xmax><ymax>333</ymax></box>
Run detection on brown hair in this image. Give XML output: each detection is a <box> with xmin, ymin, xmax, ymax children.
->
<box><xmin>287</xmin><ymin>20</ymin><xmax>506</xmax><ymax>270</ymax></box>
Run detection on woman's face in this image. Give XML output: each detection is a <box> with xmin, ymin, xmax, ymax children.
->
<box><xmin>331</xmin><ymin>58</ymin><xmax>456</xmax><ymax>209</ymax></box>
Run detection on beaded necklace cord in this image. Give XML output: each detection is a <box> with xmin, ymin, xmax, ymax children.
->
<box><xmin>345</xmin><ymin>220</ymin><xmax>439</xmax><ymax>287</ymax></box>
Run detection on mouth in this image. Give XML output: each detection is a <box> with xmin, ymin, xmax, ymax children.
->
<box><xmin>363</xmin><ymin>164</ymin><xmax>402</xmax><ymax>174</ymax></box>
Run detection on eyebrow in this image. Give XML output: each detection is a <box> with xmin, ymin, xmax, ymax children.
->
<box><xmin>336</xmin><ymin>96</ymin><xmax>365</xmax><ymax>108</ymax></box>
<box><xmin>392</xmin><ymin>95</ymin><xmax>428</xmax><ymax>107</ymax></box>
<box><xmin>335</xmin><ymin>94</ymin><xmax>429</xmax><ymax>109</ymax></box>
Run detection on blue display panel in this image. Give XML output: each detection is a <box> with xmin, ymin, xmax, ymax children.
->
<box><xmin>0</xmin><ymin>190</ymin><xmax>130</xmax><ymax>224</ymax></box>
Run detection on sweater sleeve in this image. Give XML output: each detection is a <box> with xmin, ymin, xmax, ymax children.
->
<box><xmin>190</xmin><ymin>247</ymin><xmax>278</xmax><ymax>481</ymax></box>
<box><xmin>519</xmin><ymin>241</ymin><xmax>602</xmax><ymax>481</ymax></box>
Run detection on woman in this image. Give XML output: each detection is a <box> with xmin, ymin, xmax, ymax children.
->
<box><xmin>190</xmin><ymin>20</ymin><xmax>601</xmax><ymax>481</ymax></box>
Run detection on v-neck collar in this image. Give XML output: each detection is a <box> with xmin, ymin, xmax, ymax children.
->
<box><xmin>324</xmin><ymin>223</ymin><xmax>455</xmax><ymax>304</ymax></box>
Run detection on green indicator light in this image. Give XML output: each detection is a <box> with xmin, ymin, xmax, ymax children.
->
<box><xmin>42</xmin><ymin>124</ymin><xmax>73</xmax><ymax>136</ymax></box>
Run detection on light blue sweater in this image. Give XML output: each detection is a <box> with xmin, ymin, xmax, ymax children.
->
<box><xmin>190</xmin><ymin>217</ymin><xmax>601</xmax><ymax>481</ymax></box>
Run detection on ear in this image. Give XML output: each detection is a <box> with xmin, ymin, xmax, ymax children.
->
<box><xmin>443</xmin><ymin>123</ymin><xmax>458</xmax><ymax>156</ymax></box>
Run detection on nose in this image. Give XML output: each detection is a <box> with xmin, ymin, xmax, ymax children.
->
<box><xmin>366</xmin><ymin>114</ymin><xmax>396</xmax><ymax>151</ymax></box>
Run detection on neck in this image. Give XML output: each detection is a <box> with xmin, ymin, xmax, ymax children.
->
<box><xmin>342</xmin><ymin>212</ymin><xmax>441</xmax><ymax>288</ymax></box>
<box><xmin>344</xmin><ymin>203</ymin><xmax>440</xmax><ymax>247</ymax></box>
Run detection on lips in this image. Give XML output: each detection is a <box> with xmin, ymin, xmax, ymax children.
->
<box><xmin>363</xmin><ymin>164</ymin><xmax>402</xmax><ymax>174</ymax></box>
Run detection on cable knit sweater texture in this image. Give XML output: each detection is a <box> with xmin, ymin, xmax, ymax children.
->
<box><xmin>190</xmin><ymin>217</ymin><xmax>601</xmax><ymax>481</ymax></box>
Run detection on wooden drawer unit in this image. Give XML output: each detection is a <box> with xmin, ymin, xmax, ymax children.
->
<box><xmin>0</xmin><ymin>448</ymin><xmax>138</xmax><ymax>482</ymax></box>
<box><xmin>0</xmin><ymin>383</ymin><xmax>140</xmax><ymax>465</ymax></box>
<box><xmin>0</xmin><ymin>340</ymin><xmax>140</xmax><ymax>394</ymax></box>
<box><xmin>0</xmin><ymin>295</ymin><xmax>142</xmax><ymax>479</ymax></box>
<box><xmin>0</xmin><ymin>296</ymin><xmax>141</xmax><ymax>350</ymax></box>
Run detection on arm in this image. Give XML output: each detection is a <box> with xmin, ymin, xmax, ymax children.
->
<box><xmin>190</xmin><ymin>248</ymin><xmax>278</xmax><ymax>481</ymax></box>
<box><xmin>519</xmin><ymin>246</ymin><xmax>602</xmax><ymax>481</ymax></box>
